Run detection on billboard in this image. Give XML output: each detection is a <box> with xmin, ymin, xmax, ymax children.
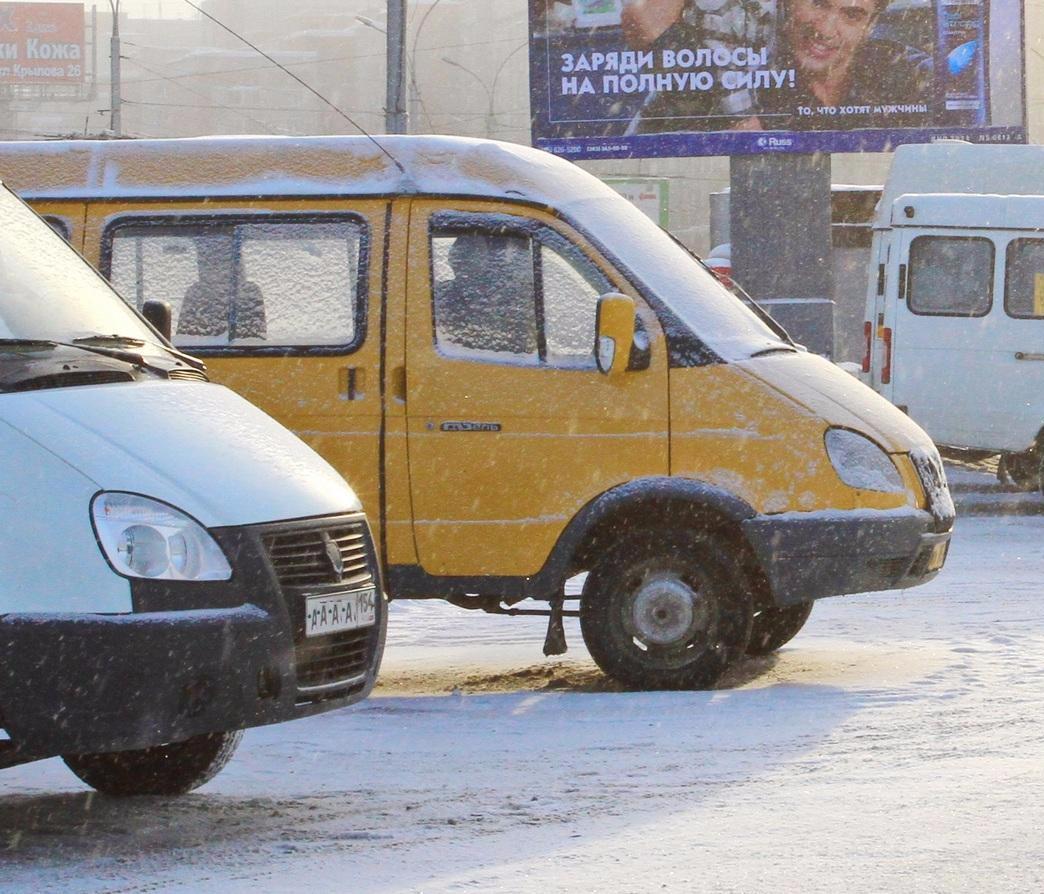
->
<box><xmin>0</xmin><ymin>2</ymin><xmax>85</xmax><ymax>86</ymax></box>
<box><xmin>529</xmin><ymin>0</ymin><xmax>1026</xmax><ymax>159</ymax></box>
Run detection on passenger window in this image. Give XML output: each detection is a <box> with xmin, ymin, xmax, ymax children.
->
<box><xmin>107</xmin><ymin>217</ymin><xmax>366</xmax><ymax>350</ymax></box>
<box><xmin>908</xmin><ymin>236</ymin><xmax>993</xmax><ymax>317</ymax></box>
<box><xmin>432</xmin><ymin>231</ymin><xmax>538</xmax><ymax>361</ymax></box>
<box><xmin>430</xmin><ymin>215</ymin><xmax>611</xmax><ymax>368</ymax></box>
<box><xmin>1005</xmin><ymin>239</ymin><xmax>1044</xmax><ymax>319</ymax></box>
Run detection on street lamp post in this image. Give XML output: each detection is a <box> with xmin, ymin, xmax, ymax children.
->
<box><xmin>442</xmin><ymin>42</ymin><xmax>528</xmax><ymax>140</ymax></box>
<box><xmin>441</xmin><ymin>57</ymin><xmax>492</xmax><ymax>137</ymax></box>
<box><xmin>109</xmin><ymin>0</ymin><xmax>121</xmax><ymax>136</ymax></box>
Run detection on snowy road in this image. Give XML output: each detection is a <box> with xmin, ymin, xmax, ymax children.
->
<box><xmin>5</xmin><ymin>516</ymin><xmax>1044</xmax><ymax>893</ymax></box>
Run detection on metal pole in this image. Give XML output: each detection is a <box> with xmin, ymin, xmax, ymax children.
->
<box><xmin>386</xmin><ymin>0</ymin><xmax>407</xmax><ymax>133</ymax></box>
<box><xmin>109</xmin><ymin>0</ymin><xmax>121</xmax><ymax>135</ymax></box>
<box><xmin>730</xmin><ymin>154</ymin><xmax>835</xmax><ymax>357</ymax></box>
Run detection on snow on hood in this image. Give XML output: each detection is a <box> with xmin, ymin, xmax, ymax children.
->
<box><xmin>0</xmin><ymin>380</ymin><xmax>361</xmax><ymax>528</ymax></box>
<box><xmin>741</xmin><ymin>352</ymin><xmax>936</xmax><ymax>454</ymax></box>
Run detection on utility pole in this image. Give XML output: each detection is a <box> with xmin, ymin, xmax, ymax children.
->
<box><xmin>386</xmin><ymin>0</ymin><xmax>408</xmax><ymax>133</ymax></box>
<box><xmin>109</xmin><ymin>0</ymin><xmax>121</xmax><ymax>136</ymax></box>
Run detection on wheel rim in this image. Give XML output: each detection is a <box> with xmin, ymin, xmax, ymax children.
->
<box><xmin>625</xmin><ymin>570</ymin><xmax>711</xmax><ymax>650</ymax></box>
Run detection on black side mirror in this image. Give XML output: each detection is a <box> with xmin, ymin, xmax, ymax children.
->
<box><xmin>142</xmin><ymin>299</ymin><xmax>173</xmax><ymax>342</ymax></box>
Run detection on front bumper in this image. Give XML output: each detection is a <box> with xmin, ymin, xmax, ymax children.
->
<box><xmin>742</xmin><ymin>507</ymin><xmax>951</xmax><ymax>607</ymax></box>
<box><xmin>0</xmin><ymin>513</ymin><xmax>386</xmax><ymax>760</ymax></box>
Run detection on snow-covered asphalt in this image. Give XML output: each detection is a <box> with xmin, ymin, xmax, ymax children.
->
<box><xmin>4</xmin><ymin>515</ymin><xmax>1043</xmax><ymax>893</ymax></box>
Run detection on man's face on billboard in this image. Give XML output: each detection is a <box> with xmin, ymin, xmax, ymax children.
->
<box><xmin>786</xmin><ymin>0</ymin><xmax>879</xmax><ymax>77</ymax></box>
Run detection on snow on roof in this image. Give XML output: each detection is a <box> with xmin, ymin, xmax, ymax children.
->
<box><xmin>0</xmin><ymin>134</ymin><xmax>616</xmax><ymax>209</ymax></box>
<box><xmin>877</xmin><ymin>141</ymin><xmax>1044</xmax><ymax>227</ymax></box>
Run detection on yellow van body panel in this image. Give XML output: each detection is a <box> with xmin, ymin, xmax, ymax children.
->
<box><xmin>403</xmin><ymin>199</ymin><xmax>670</xmax><ymax>576</ymax></box>
<box><xmin>670</xmin><ymin>363</ymin><xmax>914</xmax><ymax>514</ymax></box>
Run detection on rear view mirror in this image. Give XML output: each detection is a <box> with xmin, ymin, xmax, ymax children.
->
<box><xmin>142</xmin><ymin>299</ymin><xmax>173</xmax><ymax>342</ymax></box>
<box><xmin>595</xmin><ymin>293</ymin><xmax>636</xmax><ymax>376</ymax></box>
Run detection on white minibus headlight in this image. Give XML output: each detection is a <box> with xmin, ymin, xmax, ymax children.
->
<box><xmin>91</xmin><ymin>492</ymin><xmax>232</xmax><ymax>581</ymax></box>
<box><xmin>824</xmin><ymin>429</ymin><xmax>905</xmax><ymax>493</ymax></box>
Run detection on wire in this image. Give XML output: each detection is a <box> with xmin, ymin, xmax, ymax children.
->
<box><xmin>182</xmin><ymin>0</ymin><xmax>405</xmax><ymax>172</ymax></box>
<box><xmin>124</xmin><ymin>55</ymin><xmax>282</xmax><ymax>133</ymax></box>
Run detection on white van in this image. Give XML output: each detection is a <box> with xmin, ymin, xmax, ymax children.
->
<box><xmin>863</xmin><ymin>141</ymin><xmax>1044</xmax><ymax>490</ymax></box>
<box><xmin>0</xmin><ymin>182</ymin><xmax>386</xmax><ymax>795</ymax></box>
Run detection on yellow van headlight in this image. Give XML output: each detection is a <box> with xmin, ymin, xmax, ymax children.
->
<box><xmin>824</xmin><ymin>429</ymin><xmax>905</xmax><ymax>493</ymax></box>
<box><xmin>91</xmin><ymin>492</ymin><xmax>233</xmax><ymax>581</ymax></box>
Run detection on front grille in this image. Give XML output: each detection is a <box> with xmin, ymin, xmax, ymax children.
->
<box><xmin>911</xmin><ymin>448</ymin><xmax>956</xmax><ymax>532</ymax></box>
<box><xmin>265</xmin><ymin>523</ymin><xmax>374</xmax><ymax>589</ymax></box>
<box><xmin>294</xmin><ymin>628</ymin><xmax>371</xmax><ymax>691</ymax></box>
<box><xmin>262</xmin><ymin>517</ymin><xmax>380</xmax><ymax>699</ymax></box>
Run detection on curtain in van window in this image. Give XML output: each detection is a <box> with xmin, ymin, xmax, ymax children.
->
<box><xmin>1005</xmin><ymin>239</ymin><xmax>1044</xmax><ymax>319</ymax></box>
<box><xmin>108</xmin><ymin>218</ymin><xmax>365</xmax><ymax>349</ymax></box>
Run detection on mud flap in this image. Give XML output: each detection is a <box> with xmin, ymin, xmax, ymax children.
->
<box><xmin>542</xmin><ymin>595</ymin><xmax>567</xmax><ymax>656</ymax></box>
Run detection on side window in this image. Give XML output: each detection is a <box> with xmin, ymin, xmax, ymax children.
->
<box><xmin>107</xmin><ymin>216</ymin><xmax>367</xmax><ymax>350</ymax></box>
<box><xmin>1005</xmin><ymin>239</ymin><xmax>1044</xmax><ymax>319</ymax></box>
<box><xmin>432</xmin><ymin>231</ymin><xmax>538</xmax><ymax>361</ymax></box>
<box><xmin>430</xmin><ymin>214</ymin><xmax>611</xmax><ymax>368</ymax></box>
<box><xmin>908</xmin><ymin>236</ymin><xmax>994</xmax><ymax>317</ymax></box>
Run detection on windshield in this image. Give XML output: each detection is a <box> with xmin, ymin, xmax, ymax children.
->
<box><xmin>564</xmin><ymin>194</ymin><xmax>786</xmax><ymax>362</ymax></box>
<box><xmin>0</xmin><ymin>186</ymin><xmax>155</xmax><ymax>344</ymax></box>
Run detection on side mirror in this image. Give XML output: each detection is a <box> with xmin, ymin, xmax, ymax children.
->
<box><xmin>595</xmin><ymin>293</ymin><xmax>636</xmax><ymax>376</ymax></box>
<box><xmin>142</xmin><ymin>299</ymin><xmax>173</xmax><ymax>342</ymax></box>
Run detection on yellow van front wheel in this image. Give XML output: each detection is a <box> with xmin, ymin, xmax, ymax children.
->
<box><xmin>579</xmin><ymin>529</ymin><xmax>754</xmax><ymax>690</ymax></box>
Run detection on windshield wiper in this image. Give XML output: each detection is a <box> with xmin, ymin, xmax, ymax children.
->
<box><xmin>72</xmin><ymin>334</ymin><xmax>147</xmax><ymax>348</ymax></box>
<box><xmin>0</xmin><ymin>338</ymin><xmax>60</xmax><ymax>350</ymax></box>
<box><xmin>72</xmin><ymin>333</ymin><xmax>205</xmax><ymax>373</ymax></box>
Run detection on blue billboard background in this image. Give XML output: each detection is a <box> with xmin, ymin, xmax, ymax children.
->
<box><xmin>529</xmin><ymin>0</ymin><xmax>1026</xmax><ymax>159</ymax></box>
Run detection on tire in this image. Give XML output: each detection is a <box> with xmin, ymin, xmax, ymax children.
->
<box><xmin>998</xmin><ymin>451</ymin><xmax>1039</xmax><ymax>490</ymax></box>
<box><xmin>579</xmin><ymin>528</ymin><xmax>754</xmax><ymax>690</ymax></box>
<box><xmin>63</xmin><ymin>730</ymin><xmax>242</xmax><ymax>796</ymax></box>
<box><xmin>746</xmin><ymin>602</ymin><xmax>813</xmax><ymax>657</ymax></box>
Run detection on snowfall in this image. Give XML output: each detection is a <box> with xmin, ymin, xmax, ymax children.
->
<box><xmin>4</xmin><ymin>468</ymin><xmax>1044</xmax><ymax>893</ymax></box>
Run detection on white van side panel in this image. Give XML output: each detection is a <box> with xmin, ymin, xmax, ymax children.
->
<box><xmin>888</xmin><ymin>226</ymin><xmax>1044</xmax><ymax>452</ymax></box>
<box><xmin>0</xmin><ymin>419</ymin><xmax>132</xmax><ymax>614</ymax></box>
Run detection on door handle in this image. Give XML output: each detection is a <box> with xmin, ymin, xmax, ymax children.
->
<box><xmin>339</xmin><ymin>367</ymin><xmax>365</xmax><ymax>400</ymax></box>
<box><xmin>1015</xmin><ymin>352</ymin><xmax>1044</xmax><ymax>361</ymax></box>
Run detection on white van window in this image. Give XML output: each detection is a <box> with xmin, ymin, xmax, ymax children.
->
<box><xmin>107</xmin><ymin>217</ymin><xmax>366</xmax><ymax>350</ymax></box>
<box><xmin>1004</xmin><ymin>239</ymin><xmax>1044</xmax><ymax>319</ymax></box>
<box><xmin>430</xmin><ymin>214</ymin><xmax>610</xmax><ymax>369</ymax></box>
<box><xmin>908</xmin><ymin>236</ymin><xmax>994</xmax><ymax>317</ymax></box>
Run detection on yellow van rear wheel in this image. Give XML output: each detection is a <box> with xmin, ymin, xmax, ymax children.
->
<box><xmin>579</xmin><ymin>529</ymin><xmax>753</xmax><ymax>690</ymax></box>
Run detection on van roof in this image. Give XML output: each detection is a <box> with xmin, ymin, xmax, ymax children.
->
<box><xmin>0</xmin><ymin>134</ymin><xmax>614</xmax><ymax>207</ymax></box>
<box><xmin>877</xmin><ymin>141</ymin><xmax>1044</xmax><ymax>228</ymax></box>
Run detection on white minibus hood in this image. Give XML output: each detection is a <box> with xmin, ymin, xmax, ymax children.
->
<box><xmin>0</xmin><ymin>380</ymin><xmax>361</xmax><ymax>528</ymax></box>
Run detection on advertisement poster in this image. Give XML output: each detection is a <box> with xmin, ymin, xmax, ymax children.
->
<box><xmin>0</xmin><ymin>2</ymin><xmax>85</xmax><ymax>86</ymax></box>
<box><xmin>530</xmin><ymin>0</ymin><xmax>1026</xmax><ymax>158</ymax></box>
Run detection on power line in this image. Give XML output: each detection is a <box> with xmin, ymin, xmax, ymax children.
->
<box><xmin>182</xmin><ymin>0</ymin><xmax>404</xmax><ymax>172</ymax></box>
<box><xmin>124</xmin><ymin>54</ymin><xmax>282</xmax><ymax>133</ymax></box>
<box><xmin>116</xmin><ymin>36</ymin><xmax>527</xmax><ymax>89</ymax></box>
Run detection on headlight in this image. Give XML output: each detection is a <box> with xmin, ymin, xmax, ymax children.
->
<box><xmin>824</xmin><ymin>428</ymin><xmax>905</xmax><ymax>493</ymax></box>
<box><xmin>92</xmin><ymin>492</ymin><xmax>232</xmax><ymax>581</ymax></box>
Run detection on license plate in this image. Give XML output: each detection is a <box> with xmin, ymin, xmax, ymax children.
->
<box><xmin>304</xmin><ymin>588</ymin><xmax>376</xmax><ymax>638</ymax></box>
